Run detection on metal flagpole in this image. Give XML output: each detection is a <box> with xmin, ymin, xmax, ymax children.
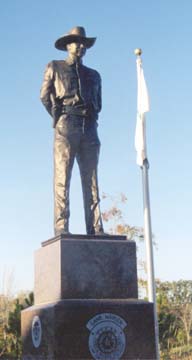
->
<box><xmin>142</xmin><ymin>156</ymin><xmax>160</xmax><ymax>360</ymax></box>
<box><xmin>134</xmin><ymin>49</ymin><xmax>160</xmax><ymax>360</ymax></box>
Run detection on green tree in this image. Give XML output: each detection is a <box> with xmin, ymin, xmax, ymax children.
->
<box><xmin>0</xmin><ymin>269</ymin><xmax>15</xmax><ymax>357</ymax></box>
<box><xmin>6</xmin><ymin>299</ymin><xmax>23</xmax><ymax>358</ymax></box>
<box><xmin>156</xmin><ymin>283</ymin><xmax>179</xmax><ymax>352</ymax></box>
<box><xmin>24</xmin><ymin>292</ymin><xmax>34</xmax><ymax>308</ymax></box>
<box><xmin>0</xmin><ymin>291</ymin><xmax>34</xmax><ymax>359</ymax></box>
<box><xmin>5</xmin><ymin>292</ymin><xmax>34</xmax><ymax>358</ymax></box>
<box><xmin>0</xmin><ymin>294</ymin><xmax>14</xmax><ymax>358</ymax></box>
<box><xmin>170</xmin><ymin>280</ymin><xmax>192</xmax><ymax>347</ymax></box>
<box><xmin>156</xmin><ymin>280</ymin><xmax>192</xmax><ymax>359</ymax></box>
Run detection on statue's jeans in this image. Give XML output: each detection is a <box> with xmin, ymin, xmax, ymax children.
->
<box><xmin>54</xmin><ymin>114</ymin><xmax>103</xmax><ymax>235</ymax></box>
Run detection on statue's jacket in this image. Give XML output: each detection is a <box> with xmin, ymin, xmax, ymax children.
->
<box><xmin>40</xmin><ymin>60</ymin><xmax>102</xmax><ymax>127</ymax></box>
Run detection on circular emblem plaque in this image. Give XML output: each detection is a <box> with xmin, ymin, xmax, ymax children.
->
<box><xmin>87</xmin><ymin>313</ymin><xmax>127</xmax><ymax>360</ymax></box>
<box><xmin>31</xmin><ymin>315</ymin><xmax>42</xmax><ymax>348</ymax></box>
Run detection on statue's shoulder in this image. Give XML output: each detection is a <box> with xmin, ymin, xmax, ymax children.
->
<box><xmin>46</xmin><ymin>60</ymin><xmax>68</xmax><ymax>71</ymax></box>
<box><xmin>82</xmin><ymin>65</ymin><xmax>101</xmax><ymax>81</ymax></box>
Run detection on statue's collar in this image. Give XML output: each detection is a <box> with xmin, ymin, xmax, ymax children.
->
<box><xmin>65</xmin><ymin>57</ymin><xmax>83</xmax><ymax>66</ymax></box>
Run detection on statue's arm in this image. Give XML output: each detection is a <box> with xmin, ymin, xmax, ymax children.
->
<box><xmin>40</xmin><ymin>62</ymin><xmax>54</xmax><ymax>116</ymax></box>
<box><xmin>97</xmin><ymin>74</ymin><xmax>102</xmax><ymax>113</ymax></box>
<box><xmin>90</xmin><ymin>70</ymin><xmax>102</xmax><ymax>116</ymax></box>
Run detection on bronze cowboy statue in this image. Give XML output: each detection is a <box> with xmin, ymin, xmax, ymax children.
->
<box><xmin>40</xmin><ymin>26</ymin><xmax>104</xmax><ymax>236</ymax></box>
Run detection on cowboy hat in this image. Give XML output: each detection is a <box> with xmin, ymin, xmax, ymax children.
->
<box><xmin>55</xmin><ymin>26</ymin><xmax>96</xmax><ymax>51</ymax></box>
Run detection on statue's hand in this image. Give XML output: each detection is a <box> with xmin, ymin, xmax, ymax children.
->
<box><xmin>51</xmin><ymin>105</ymin><xmax>61</xmax><ymax>121</ymax></box>
<box><xmin>51</xmin><ymin>105</ymin><xmax>61</xmax><ymax>128</ymax></box>
<box><xmin>86</xmin><ymin>103</ymin><xmax>95</xmax><ymax>118</ymax></box>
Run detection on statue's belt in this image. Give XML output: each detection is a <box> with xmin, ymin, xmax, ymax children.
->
<box><xmin>61</xmin><ymin>105</ymin><xmax>89</xmax><ymax>117</ymax></box>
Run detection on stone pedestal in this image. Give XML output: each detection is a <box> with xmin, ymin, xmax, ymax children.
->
<box><xmin>21</xmin><ymin>235</ymin><xmax>157</xmax><ymax>360</ymax></box>
<box><xmin>34</xmin><ymin>235</ymin><xmax>138</xmax><ymax>303</ymax></box>
<box><xmin>22</xmin><ymin>299</ymin><xmax>156</xmax><ymax>360</ymax></box>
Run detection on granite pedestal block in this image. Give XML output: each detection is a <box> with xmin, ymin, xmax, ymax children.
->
<box><xmin>34</xmin><ymin>235</ymin><xmax>138</xmax><ymax>304</ymax></box>
<box><xmin>22</xmin><ymin>299</ymin><xmax>157</xmax><ymax>360</ymax></box>
<box><xmin>22</xmin><ymin>235</ymin><xmax>157</xmax><ymax>359</ymax></box>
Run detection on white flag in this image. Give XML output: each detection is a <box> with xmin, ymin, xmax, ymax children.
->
<box><xmin>135</xmin><ymin>57</ymin><xmax>150</xmax><ymax>166</ymax></box>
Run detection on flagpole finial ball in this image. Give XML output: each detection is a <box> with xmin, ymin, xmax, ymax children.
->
<box><xmin>134</xmin><ymin>48</ymin><xmax>142</xmax><ymax>56</ymax></box>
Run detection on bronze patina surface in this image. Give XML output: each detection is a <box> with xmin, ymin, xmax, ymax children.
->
<box><xmin>40</xmin><ymin>27</ymin><xmax>104</xmax><ymax>236</ymax></box>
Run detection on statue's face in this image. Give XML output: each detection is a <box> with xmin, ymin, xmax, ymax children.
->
<box><xmin>67</xmin><ymin>41</ymin><xmax>86</xmax><ymax>58</ymax></box>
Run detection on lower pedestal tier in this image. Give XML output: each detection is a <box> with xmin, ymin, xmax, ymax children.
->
<box><xmin>21</xmin><ymin>299</ymin><xmax>157</xmax><ymax>360</ymax></box>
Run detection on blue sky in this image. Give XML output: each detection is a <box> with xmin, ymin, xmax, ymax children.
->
<box><xmin>0</xmin><ymin>0</ymin><xmax>192</xmax><ymax>292</ymax></box>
